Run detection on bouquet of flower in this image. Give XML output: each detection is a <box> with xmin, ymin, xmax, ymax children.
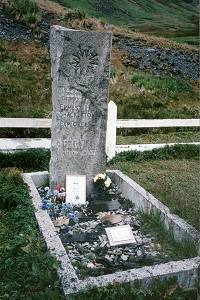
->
<box><xmin>93</xmin><ymin>173</ymin><xmax>112</xmax><ymax>200</ymax></box>
<box><xmin>40</xmin><ymin>185</ymin><xmax>87</xmax><ymax>224</ymax></box>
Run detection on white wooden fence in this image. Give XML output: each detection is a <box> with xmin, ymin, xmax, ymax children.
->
<box><xmin>0</xmin><ymin>101</ymin><xmax>199</xmax><ymax>158</ymax></box>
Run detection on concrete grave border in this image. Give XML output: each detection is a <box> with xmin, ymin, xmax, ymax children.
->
<box><xmin>23</xmin><ymin>171</ymin><xmax>200</xmax><ymax>296</ymax></box>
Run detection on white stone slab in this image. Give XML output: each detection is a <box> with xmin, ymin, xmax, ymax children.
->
<box><xmin>66</xmin><ymin>175</ymin><xmax>86</xmax><ymax>205</ymax></box>
<box><xmin>105</xmin><ymin>225</ymin><xmax>136</xmax><ymax>246</ymax></box>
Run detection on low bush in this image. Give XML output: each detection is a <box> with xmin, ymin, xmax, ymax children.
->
<box><xmin>64</xmin><ymin>9</ymin><xmax>87</xmax><ymax>21</ymax></box>
<box><xmin>4</xmin><ymin>0</ymin><xmax>41</xmax><ymax>28</ymax></box>
<box><xmin>0</xmin><ymin>149</ymin><xmax>50</xmax><ymax>171</ymax></box>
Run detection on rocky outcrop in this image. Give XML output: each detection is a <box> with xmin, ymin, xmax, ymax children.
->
<box><xmin>114</xmin><ymin>37</ymin><xmax>199</xmax><ymax>80</ymax></box>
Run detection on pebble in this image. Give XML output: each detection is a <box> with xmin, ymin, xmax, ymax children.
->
<box><xmin>38</xmin><ymin>184</ymin><xmax>166</xmax><ymax>277</ymax></box>
<box><xmin>100</xmin><ymin>241</ymin><xmax>107</xmax><ymax>248</ymax></box>
<box><xmin>87</xmin><ymin>262</ymin><xmax>95</xmax><ymax>269</ymax></box>
<box><xmin>121</xmin><ymin>254</ymin><xmax>129</xmax><ymax>261</ymax></box>
<box><xmin>136</xmin><ymin>250</ymin><xmax>142</xmax><ymax>256</ymax></box>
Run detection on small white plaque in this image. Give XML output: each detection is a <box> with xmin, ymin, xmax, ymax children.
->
<box><xmin>105</xmin><ymin>225</ymin><xmax>136</xmax><ymax>246</ymax></box>
<box><xmin>66</xmin><ymin>175</ymin><xmax>86</xmax><ymax>205</ymax></box>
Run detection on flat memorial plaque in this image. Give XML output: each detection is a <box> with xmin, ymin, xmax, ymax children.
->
<box><xmin>66</xmin><ymin>175</ymin><xmax>86</xmax><ymax>205</ymax></box>
<box><xmin>105</xmin><ymin>225</ymin><xmax>136</xmax><ymax>246</ymax></box>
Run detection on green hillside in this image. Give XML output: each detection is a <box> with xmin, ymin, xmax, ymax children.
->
<box><xmin>54</xmin><ymin>0</ymin><xmax>198</xmax><ymax>38</ymax></box>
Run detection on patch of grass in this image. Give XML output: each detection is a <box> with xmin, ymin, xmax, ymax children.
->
<box><xmin>34</xmin><ymin>0</ymin><xmax>68</xmax><ymax>15</ymax></box>
<box><xmin>0</xmin><ymin>149</ymin><xmax>50</xmax><ymax>171</ymax></box>
<box><xmin>171</xmin><ymin>36</ymin><xmax>199</xmax><ymax>46</ymax></box>
<box><xmin>109</xmin><ymin>144</ymin><xmax>200</xmax><ymax>163</ymax></box>
<box><xmin>0</xmin><ymin>127</ymin><xmax>51</xmax><ymax>138</ymax></box>
<box><xmin>110</xmin><ymin>50</ymin><xmax>199</xmax><ymax>119</ymax></box>
<box><xmin>0</xmin><ymin>169</ymin><xmax>65</xmax><ymax>299</ymax></box>
<box><xmin>109</xmin><ymin>148</ymin><xmax>200</xmax><ymax>230</ymax></box>
<box><xmin>4</xmin><ymin>0</ymin><xmax>42</xmax><ymax>29</ymax></box>
<box><xmin>0</xmin><ymin>39</ymin><xmax>51</xmax><ymax>118</ymax></box>
<box><xmin>139</xmin><ymin>212</ymin><xmax>198</xmax><ymax>259</ymax></box>
<box><xmin>131</xmin><ymin>72</ymin><xmax>192</xmax><ymax>93</ymax></box>
<box><xmin>117</xmin><ymin>129</ymin><xmax>200</xmax><ymax>145</ymax></box>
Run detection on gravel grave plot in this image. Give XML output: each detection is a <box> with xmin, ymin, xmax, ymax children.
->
<box><xmin>38</xmin><ymin>184</ymin><xmax>172</xmax><ymax>279</ymax></box>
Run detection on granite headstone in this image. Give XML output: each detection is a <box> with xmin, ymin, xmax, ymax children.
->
<box><xmin>50</xmin><ymin>25</ymin><xmax>112</xmax><ymax>194</ymax></box>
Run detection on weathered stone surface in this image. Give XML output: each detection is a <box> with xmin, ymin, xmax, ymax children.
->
<box><xmin>49</xmin><ymin>25</ymin><xmax>112</xmax><ymax>193</ymax></box>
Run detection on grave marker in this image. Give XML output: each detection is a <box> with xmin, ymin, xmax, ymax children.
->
<box><xmin>49</xmin><ymin>26</ymin><xmax>112</xmax><ymax>193</ymax></box>
<box><xmin>105</xmin><ymin>225</ymin><xmax>136</xmax><ymax>246</ymax></box>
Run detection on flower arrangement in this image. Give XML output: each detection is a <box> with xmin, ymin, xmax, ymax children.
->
<box><xmin>93</xmin><ymin>173</ymin><xmax>112</xmax><ymax>200</ymax></box>
<box><xmin>40</xmin><ymin>184</ymin><xmax>88</xmax><ymax>224</ymax></box>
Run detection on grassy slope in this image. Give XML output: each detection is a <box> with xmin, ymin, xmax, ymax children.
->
<box><xmin>53</xmin><ymin>0</ymin><xmax>198</xmax><ymax>39</ymax></box>
<box><xmin>110</xmin><ymin>157</ymin><xmax>199</xmax><ymax>230</ymax></box>
<box><xmin>0</xmin><ymin>40</ymin><xmax>198</xmax><ymax>120</ymax></box>
<box><xmin>0</xmin><ymin>40</ymin><xmax>51</xmax><ymax>118</ymax></box>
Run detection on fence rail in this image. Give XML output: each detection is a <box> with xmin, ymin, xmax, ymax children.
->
<box><xmin>117</xmin><ymin>119</ymin><xmax>200</xmax><ymax>128</ymax></box>
<box><xmin>0</xmin><ymin>101</ymin><xmax>199</xmax><ymax>158</ymax></box>
<box><xmin>0</xmin><ymin>118</ymin><xmax>199</xmax><ymax>128</ymax></box>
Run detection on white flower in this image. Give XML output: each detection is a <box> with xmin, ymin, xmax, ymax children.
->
<box><xmin>99</xmin><ymin>173</ymin><xmax>106</xmax><ymax>180</ymax></box>
<box><xmin>93</xmin><ymin>175</ymin><xmax>99</xmax><ymax>182</ymax></box>
<box><xmin>94</xmin><ymin>173</ymin><xmax>106</xmax><ymax>182</ymax></box>
<box><xmin>104</xmin><ymin>177</ymin><xmax>112</xmax><ymax>188</ymax></box>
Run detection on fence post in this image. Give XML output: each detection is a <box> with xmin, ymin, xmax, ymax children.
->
<box><xmin>106</xmin><ymin>101</ymin><xmax>117</xmax><ymax>160</ymax></box>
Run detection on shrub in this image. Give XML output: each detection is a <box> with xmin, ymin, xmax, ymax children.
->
<box><xmin>0</xmin><ymin>149</ymin><xmax>50</xmax><ymax>171</ymax></box>
<box><xmin>64</xmin><ymin>9</ymin><xmax>87</xmax><ymax>21</ymax></box>
<box><xmin>0</xmin><ymin>168</ymin><xmax>24</xmax><ymax>208</ymax></box>
<box><xmin>4</xmin><ymin>0</ymin><xmax>41</xmax><ymax>28</ymax></box>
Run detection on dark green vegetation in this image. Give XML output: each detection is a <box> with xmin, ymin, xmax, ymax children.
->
<box><xmin>0</xmin><ymin>148</ymin><xmax>50</xmax><ymax>171</ymax></box>
<box><xmin>0</xmin><ymin>168</ymin><xmax>65</xmax><ymax>299</ymax></box>
<box><xmin>4</xmin><ymin>0</ymin><xmax>41</xmax><ymax>29</ymax></box>
<box><xmin>139</xmin><ymin>212</ymin><xmax>197</xmax><ymax>259</ymax></box>
<box><xmin>110</xmin><ymin>144</ymin><xmax>199</xmax><ymax>163</ymax></box>
<box><xmin>109</xmin><ymin>144</ymin><xmax>200</xmax><ymax>230</ymax></box>
<box><xmin>131</xmin><ymin>72</ymin><xmax>192</xmax><ymax>93</ymax></box>
<box><xmin>54</xmin><ymin>0</ymin><xmax>198</xmax><ymax>39</ymax></box>
<box><xmin>171</xmin><ymin>36</ymin><xmax>199</xmax><ymax>46</ymax></box>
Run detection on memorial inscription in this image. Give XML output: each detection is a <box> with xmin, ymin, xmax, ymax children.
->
<box><xmin>50</xmin><ymin>26</ymin><xmax>112</xmax><ymax>193</ymax></box>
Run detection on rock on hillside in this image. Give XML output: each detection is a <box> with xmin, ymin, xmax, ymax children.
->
<box><xmin>114</xmin><ymin>37</ymin><xmax>199</xmax><ymax>80</ymax></box>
